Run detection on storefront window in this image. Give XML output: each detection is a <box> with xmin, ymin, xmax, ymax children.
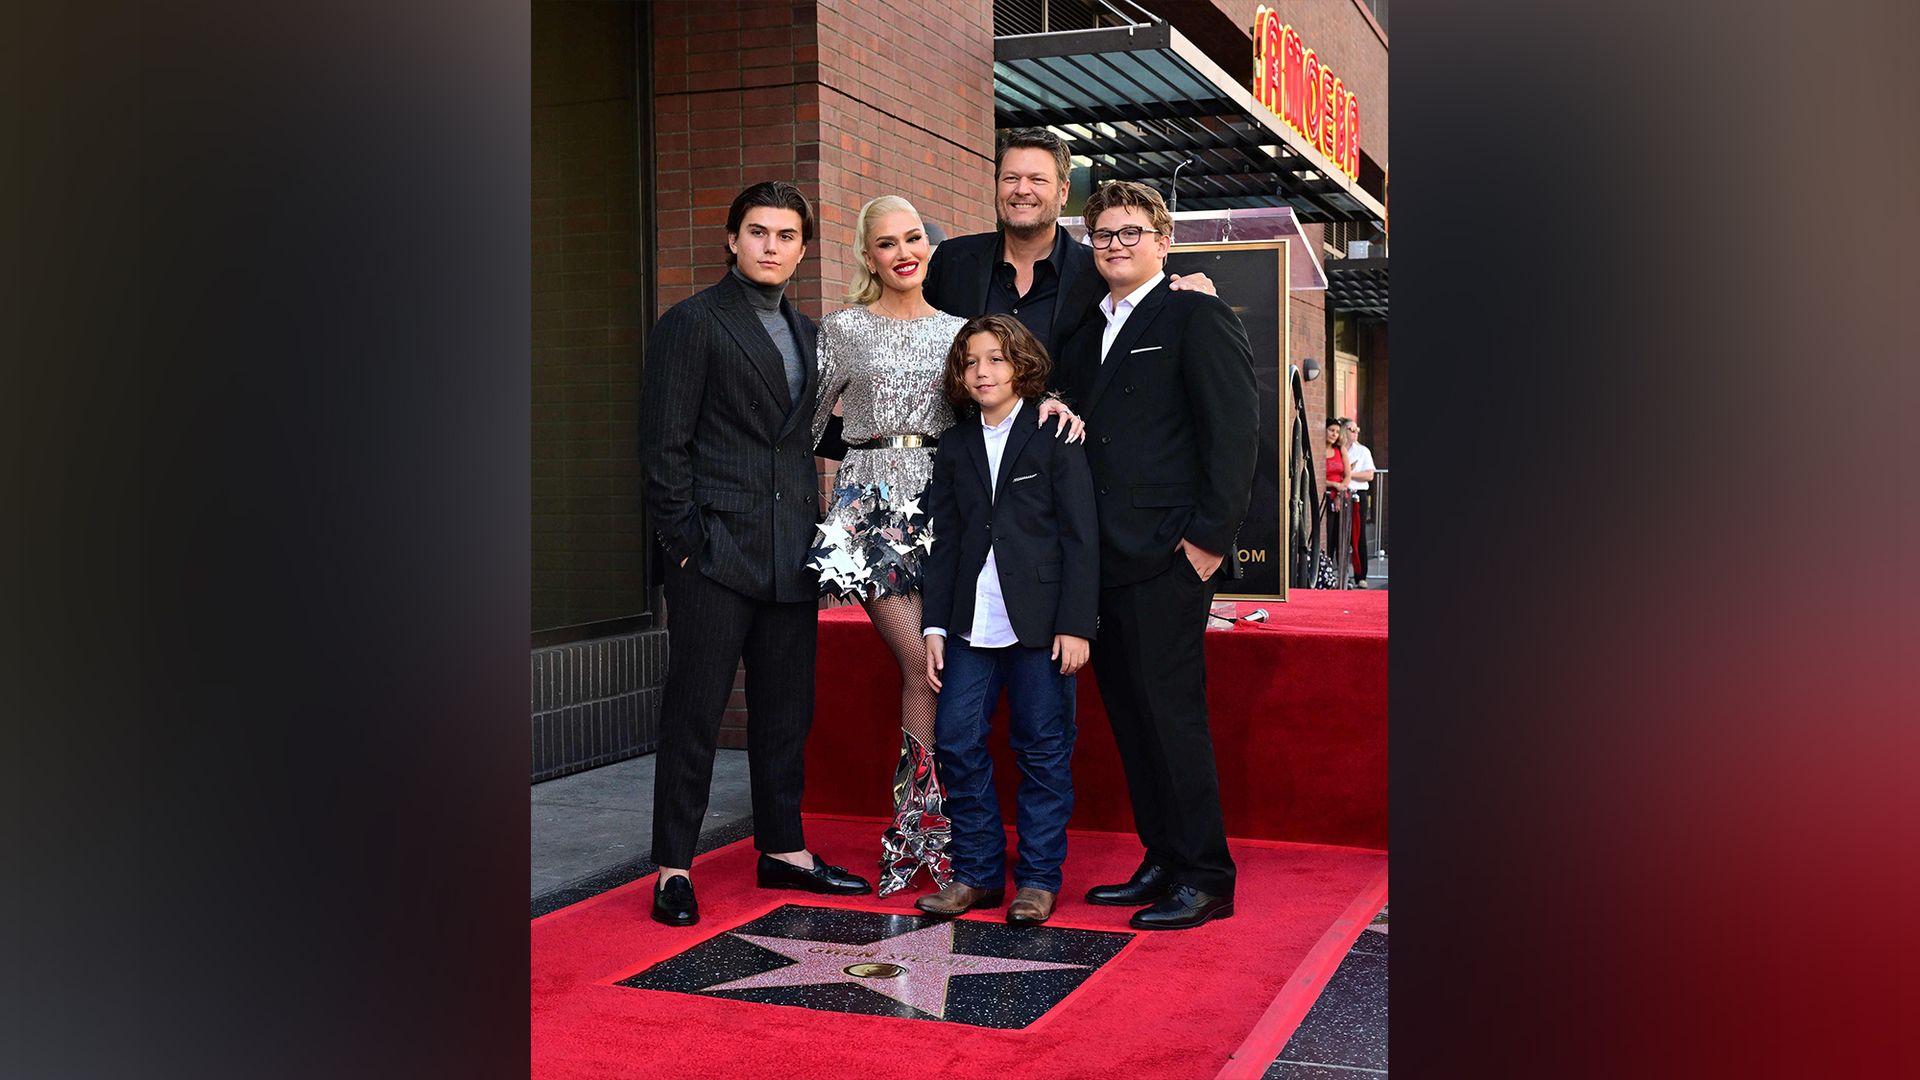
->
<box><xmin>1363</xmin><ymin>0</ymin><xmax>1389</xmax><ymax>34</ymax></box>
<box><xmin>531</xmin><ymin>1</ymin><xmax>650</xmax><ymax>635</ymax></box>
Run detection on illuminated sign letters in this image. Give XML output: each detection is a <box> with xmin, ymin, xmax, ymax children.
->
<box><xmin>1251</xmin><ymin>7</ymin><xmax>1361</xmax><ymax>182</ymax></box>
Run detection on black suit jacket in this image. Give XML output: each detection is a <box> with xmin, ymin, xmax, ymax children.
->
<box><xmin>1054</xmin><ymin>279</ymin><xmax>1260</xmax><ymax>589</ymax></box>
<box><xmin>920</xmin><ymin>402</ymin><xmax>1099</xmax><ymax>647</ymax></box>
<box><xmin>638</xmin><ymin>272</ymin><xmax>822</xmax><ymax>603</ymax></box>
<box><xmin>923</xmin><ymin>229</ymin><xmax>1105</xmax><ymax>359</ymax></box>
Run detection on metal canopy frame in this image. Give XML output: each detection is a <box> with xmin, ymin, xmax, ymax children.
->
<box><xmin>995</xmin><ymin>21</ymin><xmax>1387</xmax><ymax>223</ymax></box>
<box><xmin>1326</xmin><ymin>256</ymin><xmax>1388</xmax><ymax>318</ymax></box>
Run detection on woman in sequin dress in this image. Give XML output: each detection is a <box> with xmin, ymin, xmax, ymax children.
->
<box><xmin>811</xmin><ymin>195</ymin><xmax>1081</xmax><ymax>897</ymax></box>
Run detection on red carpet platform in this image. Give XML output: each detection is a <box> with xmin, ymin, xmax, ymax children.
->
<box><xmin>531</xmin><ymin>815</ymin><xmax>1387</xmax><ymax>1080</ymax></box>
<box><xmin>806</xmin><ymin>590</ymin><xmax>1387</xmax><ymax>849</ymax></box>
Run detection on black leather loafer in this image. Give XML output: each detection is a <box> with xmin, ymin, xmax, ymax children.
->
<box><xmin>1084</xmin><ymin>861</ymin><xmax>1173</xmax><ymax>907</ymax></box>
<box><xmin>1129</xmin><ymin>884</ymin><xmax>1234</xmax><ymax>930</ymax></box>
<box><xmin>651</xmin><ymin>875</ymin><xmax>698</xmax><ymax>927</ymax></box>
<box><xmin>757</xmin><ymin>853</ymin><xmax>873</xmax><ymax>895</ymax></box>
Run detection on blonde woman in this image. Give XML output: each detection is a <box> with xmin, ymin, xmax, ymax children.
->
<box><xmin>810</xmin><ymin>195</ymin><xmax>1082</xmax><ymax>896</ymax></box>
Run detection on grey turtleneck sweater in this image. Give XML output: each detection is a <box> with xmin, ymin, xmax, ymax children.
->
<box><xmin>731</xmin><ymin>265</ymin><xmax>806</xmax><ymax>408</ymax></box>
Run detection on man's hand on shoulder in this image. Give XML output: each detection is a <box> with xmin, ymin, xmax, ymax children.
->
<box><xmin>1167</xmin><ymin>272</ymin><xmax>1218</xmax><ymax>297</ymax></box>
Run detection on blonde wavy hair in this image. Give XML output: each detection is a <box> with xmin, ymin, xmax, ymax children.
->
<box><xmin>845</xmin><ymin>195</ymin><xmax>924</xmax><ymax>305</ymax></box>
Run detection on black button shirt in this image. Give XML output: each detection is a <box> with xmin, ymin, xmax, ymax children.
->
<box><xmin>984</xmin><ymin>228</ymin><xmax>1068</xmax><ymax>347</ymax></box>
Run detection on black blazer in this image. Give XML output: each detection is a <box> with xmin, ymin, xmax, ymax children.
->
<box><xmin>923</xmin><ymin>230</ymin><xmax>1106</xmax><ymax>359</ymax></box>
<box><xmin>638</xmin><ymin>272</ymin><xmax>822</xmax><ymax>603</ymax></box>
<box><xmin>1054</xmin><ymin>278</ymin><xmax>1261</xmax><ymax>589</ymax></box>
<box><xmin>920</xmin><ymin>402</ymin><xmax>1099</xmax><ymax>647</ymax></box>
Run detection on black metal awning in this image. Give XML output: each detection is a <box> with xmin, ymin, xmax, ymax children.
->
<box><xmin>995</xmin><ymin>21</ymin><xmax>1386</xmax><ymax>223</ymax></box>
<box><xmin>1326</xmin><ymin>256</ymin><xmax>1388</xmax><ymax>318</ymax></box>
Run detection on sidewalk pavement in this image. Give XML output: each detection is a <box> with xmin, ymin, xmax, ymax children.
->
<box><xmin>1365</xmin><ymin>552</ymin><xmax>1389</xmax><ymax>589</ymax></box>
<box><xmin>531</xmin><ymin>748</ymin><xmax>755</xmax><ymax>915</ymax></box>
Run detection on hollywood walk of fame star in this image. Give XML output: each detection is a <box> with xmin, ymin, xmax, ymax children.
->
<box><xmin>699</xmin><ymin>921</ymin><xmax>1087</xmax><ymax>1020</ymax></box>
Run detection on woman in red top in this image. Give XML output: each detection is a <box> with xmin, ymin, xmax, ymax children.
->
<box><xmin>1321</xmin><ymin>418</ymin><xmax>1350</xmax><ymax>586</ymax></box>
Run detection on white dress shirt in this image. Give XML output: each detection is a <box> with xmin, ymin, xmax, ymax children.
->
<box><xmin>925</xmin><ymin>399</ymin><xmax>1023</xmax><ymax>647</ymax></box>
<box><xmin>1099</xmin><ymin>271</ymin><xmax>1166</xmax><ymax>363</ymax></box>
<box><xmin>1344</xmin><ymin>440</ymin><xmax>1375</xmax><ymax>491</ymax></box>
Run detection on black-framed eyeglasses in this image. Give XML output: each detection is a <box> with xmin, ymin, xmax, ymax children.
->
<box><xmin>1089</xmin><ymin>226</ymin><xmax>1161</xmax><ymax>249</ymax></box>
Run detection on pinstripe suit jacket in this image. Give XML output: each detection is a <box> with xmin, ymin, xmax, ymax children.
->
<box><xmin>639</xmin><ymin>272</ymin><xmax>822</xmax><ymax>603</ymax></box>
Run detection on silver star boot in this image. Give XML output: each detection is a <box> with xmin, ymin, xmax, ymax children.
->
<box><xmin>875</xmin><ymin>729</ymin><xmax>953</xmax><ymax>897</ymax></box>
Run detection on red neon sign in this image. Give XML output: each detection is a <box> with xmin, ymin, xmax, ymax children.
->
<box><xmin>1251</xmin><ymin>6</ymin><xmax>1361</xmax><ymax>182</ymax></box>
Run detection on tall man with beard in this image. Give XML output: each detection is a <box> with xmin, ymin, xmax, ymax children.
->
<box><xmin>924</xmin><ymin>128</ymin><xmax>1212</xmax><ymax>360</ymax></box>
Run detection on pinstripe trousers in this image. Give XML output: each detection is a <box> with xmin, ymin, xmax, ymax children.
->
<box><xmin>650</xmin><ymin>561</ymin><xmax>817</xmax><ymax>869</ymax></box>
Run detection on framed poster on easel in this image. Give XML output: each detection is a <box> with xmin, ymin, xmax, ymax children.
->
<box><xmin>1164</xmin><ymin>240</ymin><xmax>1291</xmax><ymax>602</ymax></box>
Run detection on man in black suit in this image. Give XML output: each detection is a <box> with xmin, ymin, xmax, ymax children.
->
<box><xmin>923</xmin><ymin>128</ymin><xmax>1212</xmax><ymax>360</ymax></box>
<box><xmin>1054</xmin><ymin>181</ymin><xmax>1260</xmax><ymax>931</ymax></box>
<box><xmin>637</xmin><ymin>181</ymin><xmax>870</xmax><ymax>927</ymax></box>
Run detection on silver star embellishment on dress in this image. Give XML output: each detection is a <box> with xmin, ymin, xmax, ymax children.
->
<box><xmin>892</xmin><ymin>494</ymin><xmax>923</xmax><ymax>520</ymax></box>
<box><xmin>815</xmin><ymin>546</ymin><xmax>864</xmax><ymax>593</ymax></box>
<box><xmin>699</xmin><ymin>920</ymin><xmax>1086</xmax><ymax>1020</ymax></box>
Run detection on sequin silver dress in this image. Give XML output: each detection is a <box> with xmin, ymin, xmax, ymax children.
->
<box><xmin>810</xmin><ymin>304</ymin><xmax>965</xmax><ymax>897</ymax></box>
<box><xmin>809</xmin><ymin>306</ymin><xmax>966</xmax><ymax>602</ymax></box>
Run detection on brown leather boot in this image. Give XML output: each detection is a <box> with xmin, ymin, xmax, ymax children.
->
<box><xmin>1005</xmin><ymin>888</ymin><xmax>1057</xmax><ymax>926</ymax></box>
<box><xmin>914</xmin><ymin>881</ymin><xmax>1004</xmax><ymax>917</ymax></box>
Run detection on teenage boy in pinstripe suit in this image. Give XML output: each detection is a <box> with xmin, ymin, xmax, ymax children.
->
<box><xmin>638</xmin><ymin>182</ymin><xmax>871</xmax><ymax>927</ymax></box>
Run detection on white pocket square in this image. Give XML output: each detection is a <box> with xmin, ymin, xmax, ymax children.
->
<box><xmin>1130</xmin><ymin>345</ymin><xmax>1163</xmax><ymax>354</ymax></box>
<box><xmin>1012</xmin><ymin>472</ymin><xmax>1039</xmax><ymax>482</ymax></box>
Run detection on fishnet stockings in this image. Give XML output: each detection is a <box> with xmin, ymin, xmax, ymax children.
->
<box><xmin>860</xmin><ymin>592</ymin><xmax>937</xmax><ymax>750</ymax></box>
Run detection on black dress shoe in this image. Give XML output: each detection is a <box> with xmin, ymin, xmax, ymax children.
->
<box><xmin>1084</xmin><ymin>861</ymin><xmax>1173</xmax><ymax>907</ymax></box>
<box><xmin>651</xmin><ymin>875</ymin><xmax>698</xmax><ymax>927</ymax></box>
<box><xmin>1129</xmin><ymin>884</ymin><xmax>1234</xmax><ymax>930</ymax></box>
<box><xmin>757</xmin><ymin>853</ymin><xmax>873</xmax><ymax>895</ymax></box>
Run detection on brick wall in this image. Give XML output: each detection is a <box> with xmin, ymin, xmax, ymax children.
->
<box><xmin>651</xmin><ymin>2</ymin><xmax>816</xmax><ymax>313</ymax></box>
<box><xmin>651</xmin><ymin>0</ymin><xmax>995</xmax><ymax>318</ymax></box>
<box><xmin>812</xmin><ymin>0</ymin><xmax>998</xmax><ymax>289</ymax></box>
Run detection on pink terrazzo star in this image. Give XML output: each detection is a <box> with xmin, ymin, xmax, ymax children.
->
<box><xmin>701</xmin><ymin>921</ymin><xmax>1087</xmax><ymax>1020</ymax></box>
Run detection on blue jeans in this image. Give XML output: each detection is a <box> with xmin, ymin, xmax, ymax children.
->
<box><xmin>933</xmin><ymin>636</ymin><xmax>1077</xmax><ymax>892</ymax></box>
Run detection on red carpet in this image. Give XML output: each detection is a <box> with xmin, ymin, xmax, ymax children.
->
<box><xmin>807</xmin><ymin>590</ymin><xmax>1388</xmax><ymax>849</ymax></box>
<box><xmin>531</xmin><ymin>815</ymin><xmax>1385</xmax><ymax>1080</ymax></box>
